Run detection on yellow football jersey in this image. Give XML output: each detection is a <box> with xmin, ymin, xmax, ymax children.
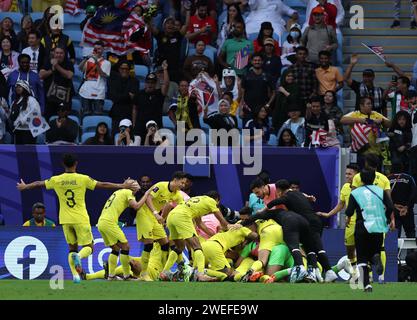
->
<box><xmin>255</xmin><ymin>219</ymin><xmax>278</xmax><ymax>234</ymax></box>
<box><xmin>99</xmin><ymin>189</ymin><xmax>135</xmax><ymax>223</ymax></box>
<box><xmin>45</xmin><ymin>172</ymin><xmax>97</xmax><ymax>224</ymax></box>
<box><xmin>352</xmin><ymin>171</ymin><xmax>390</xmax><ymax>190</ymax></box>
<box><xmin>147</xmin><ymin>181</ymin><xmax>184</xmax><ymax>212</ymax></box>
<box><xmin>340</xmin><ymin>182</ymin><xmax>355</xmax><ymax>223</ymax></box>
<box><xmin>210</xmin><ymin>227</ymin><xmax>252</xmax><ymax>252</ymax></box>
<box><xmin>172</xmin><ymin>196</ymin><xmax>219</xmax><ymax>219</ymax></box>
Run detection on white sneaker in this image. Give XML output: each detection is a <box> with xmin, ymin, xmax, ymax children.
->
<box><xmin>73</xmin><ymin>275</ymin><xmax>81</xmax><ymax>284</ymax></box>
<box><xmin>290</xmin><ymin>265</ymin><xmax>308</xmax><ymax>283</ymax></box>
<box><xmin>378</xmin><ymin>274</ymin><xmax>385</xmax><ymax>284</ymax></box>
<box><xmin>315</xmin><ymin>268</ymin><xmax>324</xmax><ymax>283</ymax></box>
<box><xmin>337</xmin><ymin>257</ymin><xmax>353</xmax><ymax>275</ymax></box>
<box><xmin>324</xmin><ymin>270</ymin><xmax>338</xmax><ymax>283</ymax></box>
<box><xmin>305</xmin><ymin>267</ymin><xmax>317</xmax><ymax>283</ymax></box>
<box><xmin>107</xmin><ymin>275</ymin><xmax>123</xmax><ymax>281</ymax></box>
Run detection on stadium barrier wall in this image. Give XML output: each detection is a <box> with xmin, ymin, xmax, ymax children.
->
<box><xmin>0</xmin><ymin>145</ymin><xmax>340</xmax><ymax>227</ymax></box>
<box><xmin>0</xmin><ymin>227</ymin><xmax>398</xmax><ymax>281</ymax></box>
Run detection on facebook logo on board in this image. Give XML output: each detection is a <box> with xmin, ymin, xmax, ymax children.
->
<box><xmin>4</xmin><ymin>236</ymin><xmax>49</xmax><ymax>279</ymax></box>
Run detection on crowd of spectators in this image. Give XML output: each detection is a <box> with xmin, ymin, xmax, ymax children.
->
<box><xmin>0</xmin><ymin>0</ymin><xmax>416</xmax><ymax>177</ymax></box>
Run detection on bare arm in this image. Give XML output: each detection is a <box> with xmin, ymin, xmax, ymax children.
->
<box><xmin>55</xmin><ymin>63</ymin><xmax>73</xmax><ymax>79</ymax></box>
<box><xmin>195</xmin><ymin>217</ymin><xmax>216</xmax><ymax>237</ymax></box>
<box><xmin>385</xmin><ymin>61</ymin><xmax>406</xmax><ymax>78</ymax></box>
<box><xmin>96</xmin><ymin>179</ymin><xmax>135</xmax><ymax>190</ymax></box>
<box><xmin>180</xmin><ymin>10</ymin><xmax>191</xmax><ymax>36</ymax></box>
<box><xmin>343</xmin><ymin>54</ymin><xmax>358</xmax><ymax>86</ymax></box>
<box><xmin>317</xmin><ymin>200</ymin><xmax>345</xmax><ymax>218</ymax></box>
<box><xmin>16</xmin><ymin>179</ymin><xmax>45</xmax><ymax>191</ymax></box>
<box><xmin>129</xmin><ymin>189</ymin><xmax>151</xmax><ymax>211</ymax></box>
<box><xmin>78</xmin><ymin>57</ymin><xmax>88</xmax><ymax>72</ymax></box>
<box><xmin>340</xmin><ymin>114</ymin><xmax>366</xmax><ymax>125</ymax></box>
<box><xmin>132</xmin><ymin>105</ymin><xmax>137</xmax><ymax>129</ymax></box>
<box><xmin>161</xmin><ymin>202</ymin><xmax>175</xmax><ymax>220</ymax></box>
<box><xmin>161</xmin><ymin>60</ymin><xmax>169</xmax><ymax>96</ymax></box>
<box><xmin>213</xmin><ymin>210</ymin><xmax>230</xmax><ymax>230</ymax></box>
<box><xmin>217</xmin><ymin>50</ymin><xmax>230</xmax><ymax>69</ymax></box>
<box><xmin>39</xmin><ymin>69</ymin><xmax>52</xmax><ymax>80</ymax></box>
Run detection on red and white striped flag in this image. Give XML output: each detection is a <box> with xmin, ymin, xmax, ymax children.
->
<box><xmin>361</xmin><ymin>43</ymin><xmax>385</xmax><ymax>62</ymax></box>
<box><xmin>235</xmin><ymin>45</ymin><xmax>251</xmax><ymax>70</ymax></box>
<box><xmin>310</xmin><ymin>128</ymin><xmax>328</xmax><ymax>147</ymax></box>
<box><xmin>350</xmin><ymin>123</ymin><xmax>372</xmax><ymax>152</ymax></box>
<box><xmin>64</xmin><ymin>0</ymin><xmax>80</xmax><ymax>16</ymax></box>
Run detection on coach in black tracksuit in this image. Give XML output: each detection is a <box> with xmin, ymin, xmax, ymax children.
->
<box><xmin>266</xmin><ymin>179</ymin><xmax>333</xmax><ymax>276</ymax></box>
<box><xmin>240</xmin><ymin>208</ymin><xmax>319</xmax><ymax>270</ymax></box>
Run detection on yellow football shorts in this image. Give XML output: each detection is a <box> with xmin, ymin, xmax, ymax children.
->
<box><xmin>202</xmin><ymin>240</ymin><xmax>231</xmax><ymax>271</ymax></box>
<box><xmin>97</xmin><ymin>219</ymin><xmax>128</xmax><ymax>247</ymax></box>
<box><xmin>136</xmin><ymin>209</ymin><xmax>167</xmax><ymax>240</ymax></box>
<box><xmin>344</xmin><ymin>219</ymin><xmax>356</xmax><ymax>246</ymax></box>
<box><xmin>62</xmin><ymin>223</ymin><xmax>93</xmax><ymax>246</ymax></box>
<box><xmin>259</xmin><ymin>224</ymin><xmax>284</xmax><ymax>251</ymax></box>
<box><xmin>167</xmin><ymin>211</ymin><xmax>197</xmax><ymax>240</ymax></box>
<box><xmin>236</xmin><ymin>257</ymin><xmax>255</xmax><ymax>275</ymax></box>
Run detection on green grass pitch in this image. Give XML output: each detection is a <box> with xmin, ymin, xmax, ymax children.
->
<box><xmin>1</xmin><ymin>281</ymin><xmax>417</xmax><ymax>300</ymax></box>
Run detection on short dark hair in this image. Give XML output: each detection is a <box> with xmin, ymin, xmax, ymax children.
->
<box><xmin>184</xmin><ymin>173</ymin><xmax>194</xmax><ymax>181</ymax></box>
<box><xmin>18</xmin><ymin>53</ymin><xmax>31</xmax><ymax>63</ymax></box>
<box><xmin>318</xmin><ymin>50</ymin><xmax>332</xmax><ymax>58</ymax></box>
<box><xmin>250</xmin><ymin>177</ymin><xmax>266</xmax><ymax>190</ymax></box>
<box><xmin>32</xmin><ymin>202</ymin><xmax>45</xmax><ymax>212</ymax></box>
<box><xmin>275</xmin><ymin>179</ymin><xmax>291</xmax><ymax>191</ymax></box>
<box><xmin>206</xmin><ymin>190</ymin><xmax>220</xmax><ymax>201</ymax></box>
<box><xmin>398</xmin><ymin>76</ymin><xmax>411</xmax><ymax>87</ymax></box>
<box><xmin>27</xmin><ymin>30</ymin><xmax>41</xmax><ymax>39</ymax></box>
<box><xmin>289</xmin><ymin>179</ymin><xmax>300</xmax><ymax>186</ymax></box>
<box><xmin>310</xmin><ymin>96</ymin><xmax>322</xmax><ymax>104</ymax></box>
<box><xmin>62</xmin><ymin>153</ymin><xmax>78</xmax><ymax>168</ymax></box>
<box><xmin>257</xmin><ymin>170</ymin><xmax>270</xmax><ymax>184</ymax></box>
<box><xmin>222</xmin><ymin>91</ymin><xmax>233</xmax><ymax>101</ymax></box>
<box><xmin>239</xmin><ymin>206</ymin><xmax>252</xmax><ymax>216</ymax></box>
<box><xmin>364</xmin><ymin>153</ymin><xmax>380</xmax><ymax>171</ymax></box>
<box><xmin>171</xmin><ymin>171</ymin><xmax>187</xmax><ymax>180</ymax></box>
<box><xmin>359</xmin><ymin>96</ymin><xmax>373</xmax><ymax>106</ymax></box>
<box><xmin>346</xmin><ymin>163</ymin><xmax>360</xmax><ymax>172</ymax></box>
<box><xmin>196</xmin><ymin>0</ymin><xmax>208</xmax><ymax>8</ymax></box>
<box><xmin>295</xmin><ymin>46</ymin><xmax>308</xmax><ymax>54</ymax></box>
<box><xmin>251</xmin><ymin>52</ymin><xmax>263</xmax><ymax>61</ymax></box>
<box><xmin>360</xmin><ymin>169</ymin><xmax>376</xmax><ymax>185</ymax></box>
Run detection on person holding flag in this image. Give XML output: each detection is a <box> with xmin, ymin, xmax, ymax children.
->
<box><xmin>218</xmin><ymin>20</ymin><xmax>254</xmax><ymax>77</ymax></box>
<box><xmin>9</xmin><ymin>80</ymin><xmax>49</xmax><ymax>145</ymax></box>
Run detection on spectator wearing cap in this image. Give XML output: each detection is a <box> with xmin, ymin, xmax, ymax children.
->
<box><xmin>253</xmin><ymin>22</ymin><xmax>281</xmax><ymax>56</ymax></box>
<box><xmin>46</xmin><ymin>102</ymin><xmax>79</xmax><ymax>145</ymax></box>
<box><xmin>277</xmin><ymin>104</ymin><xmax>306</xmax><ymax>147</ymax></box>
<box><xmin>304</xmin><ymin>0</ymin><xmax>345</xmax><ymax>33</ymax></box>
<box><xmin>151</xmin><ymin>13</ymin><xmax>190</xmax><ymax>83</ymax></box>
<box><xmin>39</xmin><ymin>46</ymin><xmax>74</xmax><ymax>121</ymax></box>
<box><xmin>287</xmin><ymin>46</ymin><xmax>319</xmax><ymax>113</ymax></box>
<box><xmin>315</xmin><ymin>50</ymin><xmax>343</xmax><ymax>97</ymax></box>
<box><xmin>344</xmin><ymin>54</ymin><xmax>387</xmax><ymax>116</ymax></box>
<box><xmin>9</xmin><ymin>80</ymin><xmax>41</xmax><ymax>145</ymax></box>
<box><xmin>21</xmin><ymin>31</ymin><xmax>46</xmax><ymax>73</ymax></box>
<box><xmin>260</xmin><ymin>37</ymin><xmax>283</xmax><ymax>86</ymax></box>
<box><xmin>78</xmin><ymin>41</ymin><xmax>111</xmax><ymax>115</ymax></box>
<box><xmin>132</xmin><ymin>61</ymin><xmax>169</xmax><ymax>143</ymax></box>
<box><xmin>183</xmin><ymin>40</ymin><xmax>215</xmax><ymax>81</ymax></box>
<box><xmin>116</xmin><ymin>118</ymin><xmax>141</xmax><ymax>146</ymax></box>
<box><xmin>245</xmin><ymin>0</ymin><xmax>298</xmax><ymax>38</ymax></box>
<box><xmin>81</xmin><ymin>5</ymin><xmax>97</xmax><ymax>31</ymax></box>
<box><xmin>7</xmin><ymin>53</ymin><xmax>45</xmax><ymax>112</ymax></box>
<box><xmin>301</xmin><ymin>6</ymin><xmax>337</xmax><ymax>65</ymax></box>
<box><xmin>144</xmin><ymin>120</ymin><xmax>170</xmax><ymax>146</ymax></box>
<box><xmin>168</xmin><ymin>79</ymin><xmax>200</xmax><ymax>133</ymax></box>
<box><xmin>218</xmin><ymin>20</ymin><xmax>254</xmax><ymax>77</ymax></box>
<box><xmin>108</xmin><ymin>61</ymin><xmax>139</xmax><ymax>136</ymax></box>
<box><xmin>241</xmin><ymin>53</ymin><xmax>276</xmax><ymax>122</ymax></box>
<box><xmin>186</xmin><ymin>0</ymin><xmax>217</xmax><ymax>46</ymax></box>
<box><xmin>23</xmin><ymin>202</ymin><xmax>56</xmax><ymax>227</ymax></box>
<box><xmin>281</xmin><ymin>23</ymin><xmax>302</xmax><ymax>66</ymax></box>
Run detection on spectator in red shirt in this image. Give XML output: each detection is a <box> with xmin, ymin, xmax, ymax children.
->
<box><xmin>308</xmin><ymin>0</ymin><xmax>338</xmax><ymax>29</ymax></box>
<box><xmin>186</xmin><ymin>0</ymin><xmax>217</xmax><ymax>46</ymax></box>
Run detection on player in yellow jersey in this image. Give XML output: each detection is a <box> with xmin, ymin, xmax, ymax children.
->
<box><xmin>351</xmin><ymin>153</ymin><xmax>393</xmax><ymax>284</ymax></box>
<box><xmin>317</xmin><ymin>164</ymin><xmax>359</xmax><ymax>277</ymax></box>
<box><xmin>97</xmin><ymin>181</ymin><xmax>150</xmax><ymax>281</ymax></box>
<box><xmin>159</xmin><ymin>191</ymin><xmax>230</xmax><ymax>282</ymax></box>
<box><xmin>201</xmin><ymin>223</ymin><xmax>258</xmax><ymax>281</ymax></box>
<box><xmin>16</xmin><ymin>153</ymin><xmax>135</xmax><ymax>283</ymax></box>
<box><xmin>136</xmin><ymin>171</ymin><xmax>187</xmax><ymax>280</ymax></box>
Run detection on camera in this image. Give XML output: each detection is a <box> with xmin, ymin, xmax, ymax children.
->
<box><xmin>219</xmin><ymin>204</ymin><xmax>240</xmax><ymax>223</ymax></box>
<box><xmin>120</xmin><ymin>126</ymin><xmax>126</xmax><ymax>133</ymax></box>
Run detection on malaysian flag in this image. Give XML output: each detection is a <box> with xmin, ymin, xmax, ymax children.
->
<box><xmin>81</xmin><ymin>6</ymin><xmax>150</xmax><ymax>56</ymax></box>
<box><xmin>235</xmin><ymin>45</ymin><xmax>251</xmax><ymax>70</ymax></box>
<box><xmin>64</xmin><ymin>0</ymin><xmax>80</xmax><ymax>15</ymax></box>
<box><xmin>350</xmin><ymin>123</ymin><xmax>372</xmax><ymax>152</ymax></box>
<box><xmin>361</xmin><ymin>43</ymin><xmax>385</xmax><ymax>62</ymax></box>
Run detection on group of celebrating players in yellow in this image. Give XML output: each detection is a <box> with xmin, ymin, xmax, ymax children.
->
<box><xmin>16</xmin><ymin>152</ymin><xmax>391</xmax><ymax>287</ymax></box>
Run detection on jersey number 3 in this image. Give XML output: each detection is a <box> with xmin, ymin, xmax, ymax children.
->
<box><xmin>65</xmin><ymin>189</ymin><xmax>76</xmax><ymax>208</ymax></box>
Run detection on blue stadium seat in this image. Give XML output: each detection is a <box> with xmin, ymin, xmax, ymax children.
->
<box><xmin>199</xmin><ymin>116</ymin><xmax>210</xmax><ymax>134</ymax></box>
<box><xmin>268</xmin><ymin>134</ymin><xmax>277</xmax><ymax>146</ymax></box>
<box><xmin>336</xmin><ymin>32</ymin><xmax>343</xmax><ymax>66</ymax></box>
<box><xmin>36</xmin><ymin>133</ymin><xmax>46</xmax><ymax>145</ymax></box>
<box><xmin>74</xmin><ymin>65</ymin><xmax>83</xmax><ymax>80</ymax></box>
<box><xmin>103</xmin><ymin>99</ymin><xmax>113</xmax><ymax>113</ymax></box>
<box><xmin>64</xmin><ymin>13</ymin><xmax>85</xmax><ymax>25</ymax></box>
<box><xmin>162</xmin><ymin>116</ymin><xmax>175</xmax><ymax>131</ymax></box>
<box><xmin>72</xmin><ymin>98</ymin><xmax>82</xmax><ymax>115</ymax></box>
<box><xmin>82</xmin><ymin>115</ymin><xmax>112</xmax><ymax>133</ymax></box>
<box><xmin>187</xmin><ymin>47</ymin><xmax>215</xmax><ymax>63</ymax></box>
<box><xmin>81</xmin><ymin>132</ymin><xmax>95</xmax><ymax>144</ymax></box>
<box><xmin>248</xmin><ymin>33</ymin><xmax>257</xmax><ymax>41</ymax></box>
<box><xmin>74</xmin><ymin>47</ymin><xmax>84</xmax><ymax>62</ymax></box>
<box><xmin>66</xmin><ymin>30</ymin><xmax>83</xmax><ymax>45</ymax></box>
<box><xmin>135</xmin><ymin>64</ymin><xmax>148</xmax><ymax>90</ymax></box>
<box><xmin>2</xmin><ymin>13</ymin><xmax>23</xmax><ymax>31</ymax></box>
<box><xmin>29</xmin><ymin>12</ymin><xmax>44</xmax><ymax>21</ymax></box>
<box><xmin>50</xmin><ymin>115</ymin><xmax>80</xmax><ymax>126</ymax></box>
<box><xmin>283</xmin><ymin>0</ymin><xmax>307</xmax><ymax>7</ymax></box>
